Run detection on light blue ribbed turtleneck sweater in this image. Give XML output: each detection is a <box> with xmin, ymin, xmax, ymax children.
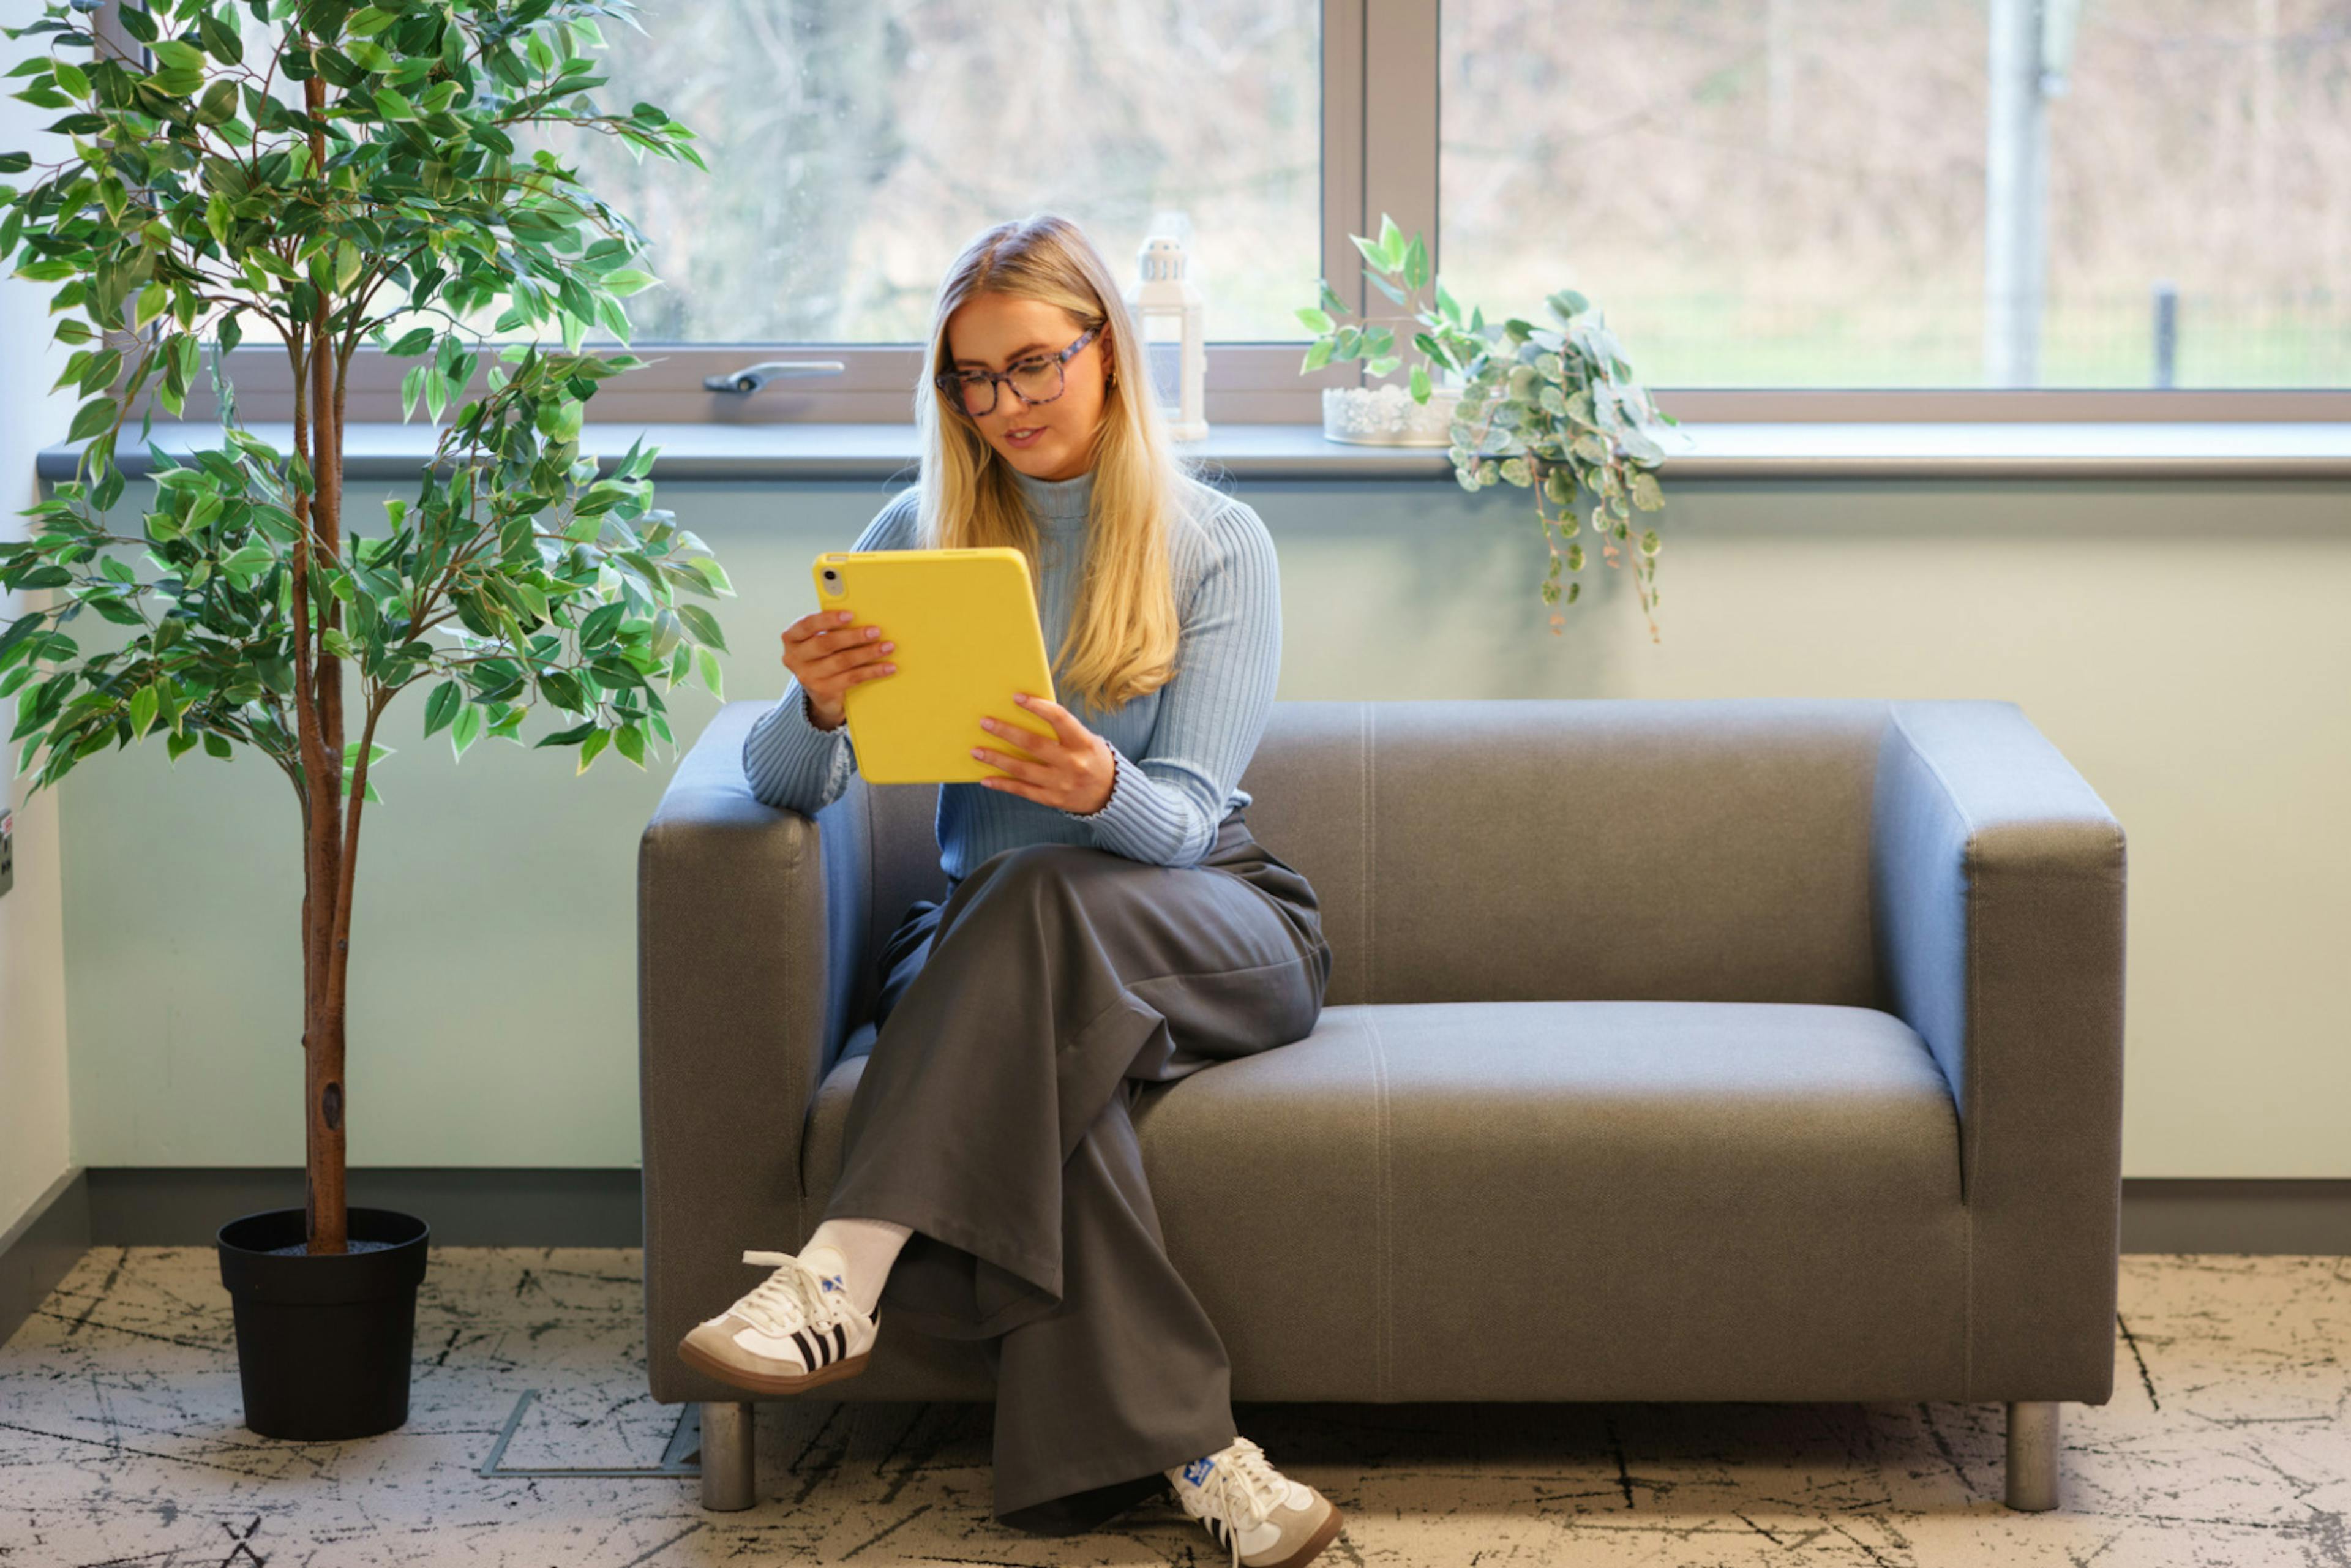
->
<box><xmin>740</xmin><ymin>465</ymin><xmax>1283</xmax><ymax>877</ymax></box>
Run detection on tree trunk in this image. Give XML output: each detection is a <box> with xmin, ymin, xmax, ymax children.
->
<box><xmin>299</xmin><ymin>67</ymin><xmax>350</xmax><ymax>1256</ymax></box>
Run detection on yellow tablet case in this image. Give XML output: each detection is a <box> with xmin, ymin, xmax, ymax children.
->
<box><xmin>811</xmin><ymin>546</ymin><xmax>1060</xmax><ymax>786</ymax></box>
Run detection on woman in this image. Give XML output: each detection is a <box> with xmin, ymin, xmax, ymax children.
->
<box><xmin>684</xmin><ymin>213</ymin><xmax>1344</xmax><ymax>1568</ymax></box>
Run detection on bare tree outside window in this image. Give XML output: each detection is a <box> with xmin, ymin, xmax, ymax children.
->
<box><xmin>523</xmin><ymin>0</ymin><xmax>1321</xmax><ymax>344</ymax></box>
<box><xmin>1441</xmin><ymin>0</ymin><xmax>2351</xmax><ymax>389</ymax></box>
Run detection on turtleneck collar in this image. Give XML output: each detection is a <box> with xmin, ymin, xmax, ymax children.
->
<box><xmin>1010</xmin><ymin>463</ymin><xmax>1094</xmax><ymax>530</ymax></box>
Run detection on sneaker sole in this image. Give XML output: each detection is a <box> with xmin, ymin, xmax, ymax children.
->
<box><xmin>677</xmin><ymin>1334</ymin><xmax>872</xmax><ymax>1396</ymax></box>
<box><xmin>1261</xmin><ymin>1502</ymin><xmax>1346</xmax><ymax>1568</ymax></box>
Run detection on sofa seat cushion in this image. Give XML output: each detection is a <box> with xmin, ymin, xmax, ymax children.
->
<box><xmin>803</xmin><ymin>999</ymin><xmax>1969</xmax><ymax>1403</ymax></box>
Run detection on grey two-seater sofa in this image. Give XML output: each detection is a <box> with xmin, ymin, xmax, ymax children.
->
<box><xmin>640</xmin><ymin>696</ymin><xmax>2128</xmax><ymax>1514</ymax></box>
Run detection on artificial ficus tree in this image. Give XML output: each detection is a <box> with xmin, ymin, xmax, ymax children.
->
<box><xmin>0</xmin><ymin>0</ymin><xmax>725</xmax><ymax>1253</ymax></box>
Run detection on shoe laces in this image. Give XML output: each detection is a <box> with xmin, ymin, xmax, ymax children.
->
<box><xmin>732</xmin><ymin>1250</ymin><xmax>852</xmax><ymax>1343</ymax></box>
<box><xmin>1191</xmin><ymin>1436</ymin><xmax>1291</xmax><ymax>1563</ymax></box>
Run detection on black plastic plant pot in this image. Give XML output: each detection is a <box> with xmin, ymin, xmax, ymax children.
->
<box><xmin>216</xmin><ymin>1206</ymin><xmax>432</xmax><ymax>1441</ymax></box>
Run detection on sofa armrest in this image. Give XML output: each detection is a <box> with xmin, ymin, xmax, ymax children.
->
<box><xmin>1871</xmin><ymin>699</ymin><xmax>2128</xmax><ymax>1404</ymax></box>
<box><xmin>638</xmin><ymin>700</ymin><xmax>874</xmax><ymax>1401</ymax></box>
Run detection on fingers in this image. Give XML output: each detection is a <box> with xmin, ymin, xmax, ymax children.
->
<box><xmin>783</xmin><ymin>609</ymin><xmax>896</xmax><ymax>699</ymax></box>
<box><xmin>1011</xmin><ymin>692</ymin><xmax>1078</xmax><ymax>744</ymax></box>
<box><xmin>810</xmin><ymin>632</ymin><xmax>894</xmax><ymax>678</ymax></box>
<box><xmin>972</xmin><ymin>718</ymin><xmax>1047</xmax><ymax>768</ymax></box>
<box><xmin>786</xmin><ymin>609</ymin><xmax>883</xmax><ymax>655</ymax></box>
<box><xmin>970</xmin><ymin>742</ymin><xmax>1046</xmax><ymax>783</ymax></box>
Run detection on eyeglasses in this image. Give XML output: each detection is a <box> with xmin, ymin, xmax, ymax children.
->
<box><xmin>934</xmin><ymin>323</ymin><xmax>1103</xmax><ymax>418</ymax></box>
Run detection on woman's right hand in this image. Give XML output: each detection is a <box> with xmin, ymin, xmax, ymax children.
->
<box><xmin>784</xmin><ymin>609</ymin><xmax>896</xmax><ymax>732</ymax></box>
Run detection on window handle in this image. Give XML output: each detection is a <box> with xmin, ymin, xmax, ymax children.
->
<box><xmin>703</xmin><ymin>361</ymin><xmax>849</xmax><ymax>394</ymax></box>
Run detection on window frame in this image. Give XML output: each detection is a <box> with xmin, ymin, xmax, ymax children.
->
<box><xmin>171</xmin><ymin>0</ymin><xmax>2348</xmax><ymax>427</ymax></box>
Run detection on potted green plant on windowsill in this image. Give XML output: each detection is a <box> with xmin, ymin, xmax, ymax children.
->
<box><xmin>1298</xmin><ymin>214</ymin><xmax>1685</xmax><ymax>635</ymax></box>
<box><xmin>0</xmin><ymin>0</ymin><xmax>718</xmax><ymax>1439</ymax></box>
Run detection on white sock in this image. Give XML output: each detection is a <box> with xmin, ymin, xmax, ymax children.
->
<box><xmin>803</xmin><ymin>1218</ymin><xmax>911</xmax><ymax>1317</ymax></box>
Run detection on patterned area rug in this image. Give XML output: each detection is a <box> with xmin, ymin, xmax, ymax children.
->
<box><xmin>2</xmin><ymin>1249</ymin><xmax>2344</xmax><ymax>1566</ymax></box>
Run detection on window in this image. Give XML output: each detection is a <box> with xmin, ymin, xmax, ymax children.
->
<box><xmin>530</xmin><ymin>0</ymin><xmax>1322</xmax><ymax>343</ymax></box>
<box><xmin>183</xmin><ymin>0</ymin><xmax>2347</xmax><ymax>422</ymax></box>
<box><xmin>1439</xmin><ymin>0</ymin><xmax>2351</xmax><ymax>390</ymax></box>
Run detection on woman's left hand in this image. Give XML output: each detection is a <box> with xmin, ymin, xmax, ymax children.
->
<box><xmin>972</xmin><ymin>692</ymin><xmax>1116</xmax><ymax>815</ymax></box>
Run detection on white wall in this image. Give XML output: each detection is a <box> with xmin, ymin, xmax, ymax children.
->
<box><xmin>0</xmin><ymin>29</ymin><xmax>76</xmax><ymax>1238</ymax></box>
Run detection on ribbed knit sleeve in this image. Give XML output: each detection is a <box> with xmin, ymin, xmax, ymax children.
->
<box><xmin>1062</xmin><ymin>495</ymin><xmax>1282</xmax><ymax>868</ymax></box>
<box><xmin>740</xmin><ymin>490</ymin><xmax>920</xmax><ymax>814</ymax></box>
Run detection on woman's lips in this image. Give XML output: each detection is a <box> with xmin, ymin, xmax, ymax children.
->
<box><xmin>1003</xmin><ymin>424</ymin><xmax>1046</xmax><ymax>449</ymax></box>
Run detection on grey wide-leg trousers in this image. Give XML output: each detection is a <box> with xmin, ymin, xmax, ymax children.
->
<box><xmin>820</xmin><ymin>806</ymin><xmax>1334</xmax><ymax>1532</ymax></box>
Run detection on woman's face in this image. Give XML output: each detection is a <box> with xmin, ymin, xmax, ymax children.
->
<box><xmin>942</xmin><ymin>291</ymin><xmax>1114</xmax><ymax>484</ymax></box>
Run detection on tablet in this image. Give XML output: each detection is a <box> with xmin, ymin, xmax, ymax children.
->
<box><xmin>809</xmin><ymin>546</ymin><xmax>1060</xmax><ymax>785</ymax></box>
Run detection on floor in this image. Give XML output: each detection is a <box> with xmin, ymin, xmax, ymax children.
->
<box><xmin>1</xmin><ymin>1249</ymin><xmax>2344</xmax><ymax>1567</ymax></box>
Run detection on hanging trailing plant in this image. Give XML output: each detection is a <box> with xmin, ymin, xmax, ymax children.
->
<box><xmin>1302</xmin><ymin>214</ymin><xmax>1684</xmax><ymax>636</ymax></box>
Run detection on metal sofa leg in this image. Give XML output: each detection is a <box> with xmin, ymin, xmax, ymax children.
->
<box><xmin>2004</xmin><ymin>1401</ymin><xmax>2061</xmax><ymax>1511</ymax></box>
<box><xmin>699</xmin><ymin>1401</ymin><xmax>757</xmax><ymax>1511</ymax></box>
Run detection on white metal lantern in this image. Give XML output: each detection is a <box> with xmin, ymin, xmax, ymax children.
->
<box><xmin>1125</xmin><ymin>232</ymin><xmax>1208</xmax><ymax>441</ymax></box>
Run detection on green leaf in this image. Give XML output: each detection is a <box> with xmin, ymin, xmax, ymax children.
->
<box><xmin>675</xmin><ymin>602</ymin><xmax>726</xmax><ymax>653</ymax></box>
<box><xmin>197</xmin><ymin>12</ymin><xmax>244</xmax><ymax>64</ymax></box>
<box><xmin>1404</xmin><ymin>234</ymin><xmax>1429</xmax><ymax>292</ymax></box>
<box><xmin>372</xmin><ymin>87</ymin><xmax>417</xmax><ymax>121</ymax></box>
<box><xmin>576</xmin><ymin>726</ymin><xmax>610</xmax><ymax>774</ymax></box>
<box><xmin>149</xmin><ymin>39</ymin><xmax>203</xmax><ymax>72</ymax></box>
<box><xmin>450</xmin><ymin>700</ymin><xmax>484</xmax><ymax>759</ymax></box>
<box><xmin>1409</xmin><ymin>365</ymin><xmax>1432</xmax><ymax>403</ymax></box>
<box><xmin>1299</xmin><ymin>338</ymin><xmax>1333</xmax><ymax>374</ymax></box>
<box><xmin>128</xmin><ymin>684</ymin><xmax>157</xmax><ymax>736</ymax></box>
<box><xmin>423</xmin><ymin>679</ymin><xmax>462</xmax><ymax>737</ymax></box>
<box><xmin>195</xmin><ymin>79</ymin><xmax>238</xmax><ymax>126</ymax></box>
<box><xmin>1294</xmin><ymin>307</ymin><xmax>1334</xmax><ymax>334</ymax></box>
<box><xmin>67</xmin><ymin>396</ymin><xmax>113</xmax><ymax>443</ymax></box>
<box><xmin>577</xmin><ymin>601</ymin><xmax>626</xmax><ymax>647</ymax></box>
<box><xmin>1366</xmin><ymin>355</ymin><xmax>1403</xmax><ymax>378</ymax></box>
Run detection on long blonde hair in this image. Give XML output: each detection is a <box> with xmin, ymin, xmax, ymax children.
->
<box><xmin>913</xmin><ymin>214</ymin><xmax>1190</xmax><ymax>716</ymax></box>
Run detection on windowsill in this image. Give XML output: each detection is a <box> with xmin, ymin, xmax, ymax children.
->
<box><xmin>37</xmin><ymin>419</ymin><xmax>2351</xmax><ymax>484</ymax></box>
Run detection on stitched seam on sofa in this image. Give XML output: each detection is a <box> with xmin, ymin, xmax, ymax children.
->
<box><xmin>1363</xmin><ymin>1004</ymin><xmax>1394</xmax><ymax>1401</ymax></box>
<box><xmin>1891</xmin><ymin>703</ymin><xmax>1981</xmax><ymax>1401</ymax></box>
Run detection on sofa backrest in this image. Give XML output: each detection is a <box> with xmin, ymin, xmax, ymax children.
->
<box><xmin>857</xmin><ymin>697</ymin><xmax>1895</xmax><ymax>1010</ymax></box>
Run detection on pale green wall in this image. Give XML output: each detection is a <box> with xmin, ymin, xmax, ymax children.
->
<box><xmin>59</xmin><ymin>472</ymin><xmax>2351</xmax><ymax>1176</ymax></box>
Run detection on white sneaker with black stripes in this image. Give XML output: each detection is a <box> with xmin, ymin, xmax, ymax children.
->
<box><xmin>1167</xmin><ymin>1435</ymin><xmax>1344</xmax><ymax>1568</ymax></box>
<box><xmin>677</xmin><ymin>1246</ymin><xmax>879</xmax><ymax>1394</ymax></box>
